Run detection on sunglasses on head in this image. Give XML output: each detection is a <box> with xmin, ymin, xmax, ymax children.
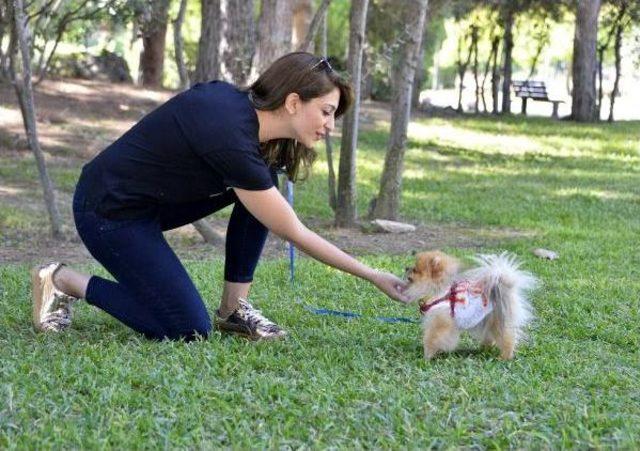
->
<box><xmin>309</xmin><ymin>57</ymin><xmax>334</xmax><ymax>73</ymax></box>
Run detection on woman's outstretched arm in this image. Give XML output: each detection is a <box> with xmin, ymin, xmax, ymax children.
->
<box><xmin>234</xmin><ymin>187</ymin><xmax>410</xmax><ymax>303</ymax></box>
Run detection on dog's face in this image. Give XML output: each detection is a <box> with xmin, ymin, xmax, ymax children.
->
<box><xmin>404</xmin><ymin>250</ymin><xmax>460</xmax><ymax>301</ymax></box>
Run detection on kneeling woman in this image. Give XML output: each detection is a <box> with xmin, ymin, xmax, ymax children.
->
<box><xmin>31</xmin><ymin>52</ymin><xmax>409</xmax><ymax>341</ymax></box>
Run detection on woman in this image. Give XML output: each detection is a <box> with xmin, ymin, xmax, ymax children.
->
<box><xmin>31</xmin><ymin>52</ymin><xmax>409</xmax><ymax>341</ymax></box>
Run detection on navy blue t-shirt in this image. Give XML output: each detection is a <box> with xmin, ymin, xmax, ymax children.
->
<box><xmin>78</xmin><ymin>81</ymin><xmax>275</xmax><ymax>219</ymax></box>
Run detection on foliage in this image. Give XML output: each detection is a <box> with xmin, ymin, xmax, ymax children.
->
<box><xmin>363</xmin><ymin>0</ymin><xmax>447</xmax><ymax>96</ymax></box>
<box><xmin>324</xmin><ymin>0</ymin><xmax>350</xmax><ymax>62</ymax></box>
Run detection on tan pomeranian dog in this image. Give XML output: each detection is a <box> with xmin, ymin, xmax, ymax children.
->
<box><xmin>404</xmin><ymin>251</ymin><xmax>537</xmax><ymax>360</ymax></box>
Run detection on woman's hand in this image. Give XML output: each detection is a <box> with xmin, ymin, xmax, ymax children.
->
<box><xmin>369</xmin><ymin>270</ymin><xmax>411</xmax><ymax>304</ymax></box>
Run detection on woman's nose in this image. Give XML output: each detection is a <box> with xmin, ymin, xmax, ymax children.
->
<box><xmin>325</xmin><ymin>115</ymin><xmax>335</xmax><ymax>132</ymax></box>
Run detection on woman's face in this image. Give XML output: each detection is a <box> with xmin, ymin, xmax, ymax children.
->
<box><xmin>289</xmin><ymin>87</ymin><xmax>340</xmax><ymax>148</ymax></box>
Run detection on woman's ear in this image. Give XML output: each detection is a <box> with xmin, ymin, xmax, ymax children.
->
<box><xmin>284</xmin><ymin>92</ymin><xmax>301</xmax><ymax>115</ymax></box>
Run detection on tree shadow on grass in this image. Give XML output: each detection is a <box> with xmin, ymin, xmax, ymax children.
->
<box><xmin>418</xmin><ymin>112</ymin><xmax>640</xmax><ymax>144</ymax></box>
<box><xmin>405</xmin><ymin>140</ymin><xmax>637</xmax><ymax>175</ymax></box>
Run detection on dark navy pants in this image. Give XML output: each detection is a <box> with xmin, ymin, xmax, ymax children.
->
<box><xmin>73</xmin><ymin>184</ymin><xmax>272</xmax><ymax>341</ymax></box>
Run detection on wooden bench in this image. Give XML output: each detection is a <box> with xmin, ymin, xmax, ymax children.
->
<box><xmin>512</xmin><ymin>80</ymin><xmax>564</xmax><ymax>118</ymax></box>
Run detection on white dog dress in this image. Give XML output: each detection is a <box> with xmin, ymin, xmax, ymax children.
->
<box><xmin>419</xmin><ymin>280</ymin><xmax>493</xmax><ymax>329</ymax></box>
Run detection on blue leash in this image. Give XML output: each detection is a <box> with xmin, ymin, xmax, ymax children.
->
<box><xmin>284</xmin><ymin>179</ymin><xmax>418</xmax><ymax>325</ymax></box>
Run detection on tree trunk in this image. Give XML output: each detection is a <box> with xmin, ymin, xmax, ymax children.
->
<box><xmin>372</xmin><ymin>0</ymin><xmax>429</xmax><ymax>221</ymax></box>
<box><xmin>526</xmin><ymin>36</ymin><xmax>546</xmax><ymax>80</ymax></box>
<box><xmin>571</xmin><ymin>0</ymin><xmax>601</xmax><ymax>122</ymax></box>
<box><xmin>139</xmin><ymin>0</ymin><xmax>170</xmax><ymax>87</ymax></box>
<box><xmin>292</xmin><ymin>0</ymin><xmax>312</xmax><ymax>51</ymax></box>
<box><xmin>297</xmin><ymin>0</ymin><xmax>331</xmax><ymax>53</ymax></box>
<box><xmin>596</xmin><ymin>46</ymin><xmax>605</xmax><ymax>117</ymax></box>
<box><xmin>608</xmin><ymin>19</ymin><xmax>624</xmax><ymax>122</ymax></box>
<box><xmin>455</xmin><ymin>28</ymin><xmax>472</xmax><ymax>113</ymax></box>
<box><xmin>254</xmin><ymin>0</ymin><xmax>293</xmax><ymax>75</ymax></box>
<box><xmin>219</xmin><ymin>0</ymin><xmax>255</xmax><ymax>85</ymax></box>
<box><xmin>491</xmin><ymin>36</ymin><xmax>500</xmax><ymax>114</ymax></box>
<box><xmin>319</xmin><ymin>7</ymin><xmax>337</xmax><ymax>211</ymax></box>
<box><xmin>481</xmin><ymin>33</ymin><xmax>498</xmax><ymax>113</ymax></box>
<box><xmin>411</xmin><ymin>19</ymin><xmax>429</xmax><ymax>109</ymax></box>
<box><xmin>192</xmin><ymin>0</ymin><xmax>225</xmax><ymax>244</ymax></box>
<box><xmin>194</xmin><ymin>0</ymin><xmax>221</xmax><ymax>83</ymax></box>
<box><xmin>335</xmin><ymin>0</ymin><xmax>368</xmax><ymax>227</ymax></box>
<box><xmin>173</xmin><ymin>0</ymin><xmax>189</xmax><ymax>89</ymax></box>
<box><xmin>597</xmin><ymin>7</ymin><xmax>622</xmax><ymax>117</ymax></box>
<box><xmin>412</xmin><ymin>0</ymin><xmax>443</xmax><ymax>107</ymax></box>
<box><xmin>8</xmin><ymin>0</ymin><xmax>63</xmax><ymax>239</ymax></box>
<box><xmin>471</xmin><ymin>25</ymin><xmax>480</xmax><ymax>113</ymax></box>
<box><xmin>191</xmin><ymin>219</ymin><xmax>225</xmax><ymax>245</ymax></box>
<box><xmin>500</xmin><ymin>6</ymin><xmax>514</xmax><ymax>114</ymax></box>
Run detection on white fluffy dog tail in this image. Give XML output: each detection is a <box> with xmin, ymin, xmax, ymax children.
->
<box><xmin>464</xmin><ymin>252</ymin><xmax>537</xmax><ymax>340</ymax></box>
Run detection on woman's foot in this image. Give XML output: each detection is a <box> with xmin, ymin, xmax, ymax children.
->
<box><xmin>214</xmin><ymin>298</ymin><xmax>286</xmax><ymax>340</ymax></box>
<box><xmin>31</xmin><ymin>262</ymin><xmax>79</xmax><ymax>332</ymax></box>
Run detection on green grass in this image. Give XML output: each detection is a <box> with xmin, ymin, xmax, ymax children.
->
<box><xmin>1</xmin><ymin>114</ymin><xmax>639</xmax><ymax>448</ymax></box>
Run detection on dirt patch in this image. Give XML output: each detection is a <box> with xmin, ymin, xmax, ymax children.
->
<box><xmin>0</xmin><ymin>216</ymin><xmax>531</xmax><ymax>266</ymax></box>
<box><xmin>1</xmin><ymin>78</ymin><xmax>529</xmax><ymax>266</ymax></box>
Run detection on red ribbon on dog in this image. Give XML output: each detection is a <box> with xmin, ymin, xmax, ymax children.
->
<box><xmin>419</xmin><ymin>280</ymin><xmax>487</xmax><ymax>317</ymax></box>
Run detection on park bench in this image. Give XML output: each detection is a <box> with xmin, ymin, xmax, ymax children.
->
<box><xmin>512</xmin><ymin>80</ymin><xmax>564</xmax><ymax>119</ymax></box>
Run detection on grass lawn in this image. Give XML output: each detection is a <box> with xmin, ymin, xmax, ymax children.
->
<box><xmin>1</xmin><ymin>113</ymin><xmax>639</xmax><ymax>448</ymax></box>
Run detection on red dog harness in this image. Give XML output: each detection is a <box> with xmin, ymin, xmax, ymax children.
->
<box><xmin>419</xmin><ymin>280</ymin><xmax>489</xmax><ymax>320</ymax></box>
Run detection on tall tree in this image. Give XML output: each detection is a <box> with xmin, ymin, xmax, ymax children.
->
<box><xmin>597</xmin><ymin>5</ymin><xmax>619</xmax><ymax>117</ymax></box>
<box><xmin>525</xmin><ymin>12</ymin><xmax>552</xmax><ymax>80</ymax></box>
<box><xmin>372</xmin><ymin>0</ymin><xmax>429</xmax><ymax>220</ymax></box>
<box><xmin>571</xmin><ymin>0</ymin><xmax>601</xmax><ymax>121</ymax></box>
<box><xmin>490</xmin><ymin>33</ymin><xmax>500</xmax><ymax>114</ymax></box>
<box><xmin>320</xmin><ymin>4</ymin><xmax>337</xmax><ymax>211</ymax></box>
<box><xmin>191</xmin><ymin>0</ymin><xmax>256</xmax><ymax>245</ymax></box>
<box><xmin>293</xmin><ymin>0</ymin><xmax>335</xmax><ymax>208</ymax></box>
<box><xmin>607</xmin><ymin>2</ymin><xmax>624</xmax><ymax>122</ymax></box>
<box><xmin>7</xmin><ymin>0</ymin><xmax>63</xmax><ymax>238</ymax></box>
<box><xmin>335</xmin><ymin>0</ymin><xmax>368</xmax><ymax>227</ymax></box>
<box><xmin>297</xmin><ymin>0</ymin><xmax>331</xmax><ymax>52</ymax></box>
<box><xmin>292</xmin><ymin>0</ymin><xmax>312</xmax><ymax>50</ymax></box>
<box><xmin>219</xmin><ymin>0</ymin><xmax>255</xmax><ymax>85</ymax></box>
<box><xmin>254</xmin><ymin>0</ymin><xmax>293</xmax><ymax>74</ymax></box>
<box><xmin>173</xmin><ymin>0</ymin><xmax>189</xmax><ymax>89</ymax></box>
<box><xmin>499</xmin><ymin>4</ymin><xmax>515</xmax><ymax>113</ymax></box>
<box><xmin>411</xmin><ymin>0</ymin><xmax>449</xmax><ymax>108</ymax></box>
<box><xmin>139</xmin><ymin>0</ymin><xmax>170</xmax><ymax>87</ymax></box>
<box><xmin>195</xmin><ymin>0</ymin><xmax>221</xmax><ymax>83</ymax></box>
<box><xmin>607</xmin><ymin>0</ymin><xmax>638</xmax><ymax>122</ymax></box>
<box><xmin>488</xmin><ymin>0</ymin><xmax>563</xmax><ymax>114</ymax></box>
<box><xmin>455</xmin><ymin>24</ymin><xmax>473</xmax><ymax>113</ymax></box>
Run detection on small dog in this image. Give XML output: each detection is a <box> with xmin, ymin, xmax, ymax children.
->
<box><xmin>405</xmin><ymin>250</ymin><xmax>537</xmax><ymax>360</ymax></box>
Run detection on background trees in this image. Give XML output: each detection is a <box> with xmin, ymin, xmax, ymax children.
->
<box><xmin>2</xmin><ymin>0</ymin><xmax>638</xmax><ymax>237</ymax></box>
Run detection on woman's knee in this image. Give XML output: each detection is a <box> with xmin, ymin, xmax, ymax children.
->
<box><xmin>164</xmin><ymin>316</ymin><xmax>212</xmax><ymax>342</ymax></box>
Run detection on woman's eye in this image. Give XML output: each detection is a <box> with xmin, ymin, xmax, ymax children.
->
<box><xmin>322</xmin><ymin>111</ymin><xmax>331</xmax><ymax>117</ymax></box>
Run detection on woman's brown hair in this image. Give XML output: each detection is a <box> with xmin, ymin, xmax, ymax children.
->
<box><xmin>246</xmin><ymin>52</ymin><xmax>353</xmax><ymax>182</ymax></box>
